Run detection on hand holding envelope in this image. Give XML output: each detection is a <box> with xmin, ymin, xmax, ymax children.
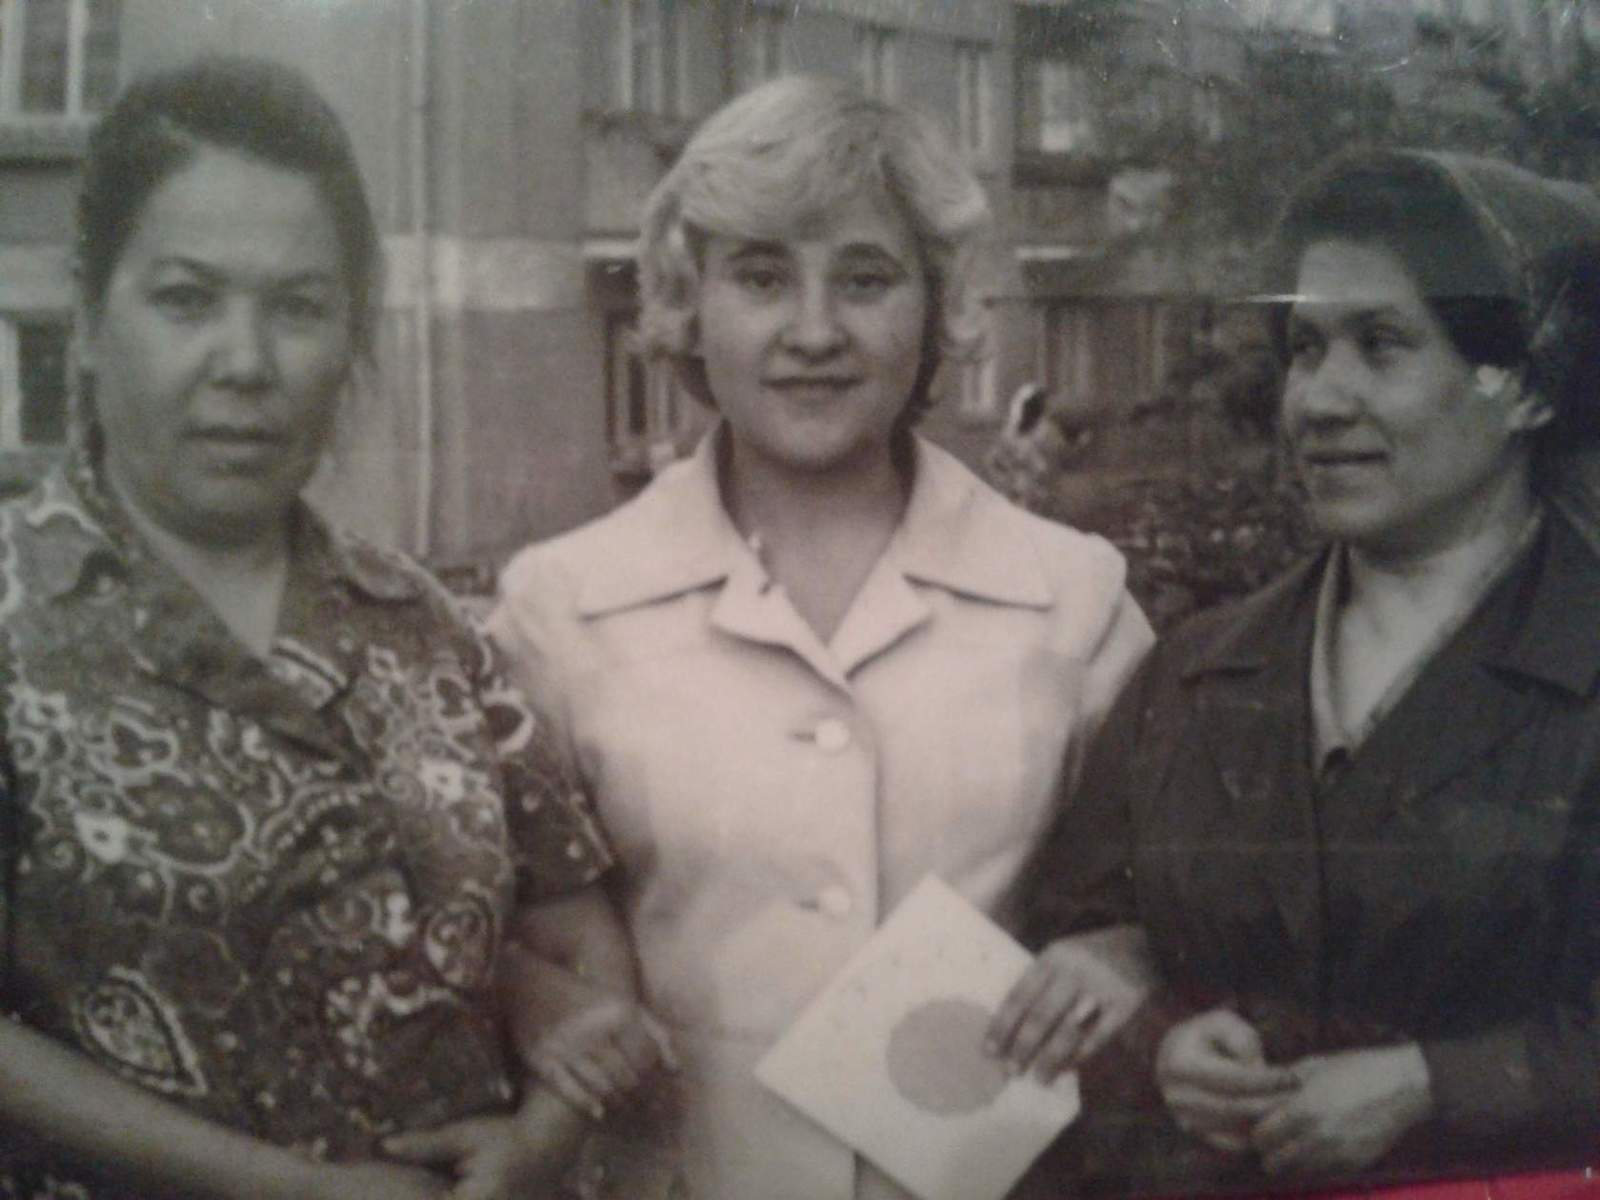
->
<box><xmin>756</xmin><ymin>877</ymin><xmax>1084</xmax><ymax>1200</ymax></box>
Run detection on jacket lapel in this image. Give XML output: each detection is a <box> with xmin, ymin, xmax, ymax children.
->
<box><xmin>1352</xmin><ymin>514</ymin><xmax>1600</xmax><ymax>809</ymax></box>
<box><xmin>1181</xmin><ymin>557</ymin><xmax>1328</xmax><ymax>1000</ymax></box>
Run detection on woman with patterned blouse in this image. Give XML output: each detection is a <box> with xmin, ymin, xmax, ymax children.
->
<box><xmin>0</xmin><ymin>58</ymin><xmax>657</xmax><ymax>1200</ymax></box>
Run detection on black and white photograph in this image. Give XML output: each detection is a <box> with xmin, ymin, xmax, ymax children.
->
<box><xmin>0</xmin><ymin>2</ymin><xmax>1597</xmax><ymax>1199</ymax></box>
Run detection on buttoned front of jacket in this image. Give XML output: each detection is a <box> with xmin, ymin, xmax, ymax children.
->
<box><xmin>491</xmin><ymin>428</ymin><xmax>1151</xmax><ymax>1200</ymax></box>
<box><xmin>1014</xmin><ymin>512</ymin><xmax>1600</xmax><ymax>1197</ymax></box>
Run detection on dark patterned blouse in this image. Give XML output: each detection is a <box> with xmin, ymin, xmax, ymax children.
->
<box><xmin>0</xmin><ymin>452</ymin><xmax>610</xmax><ymax>1198</ymax></box>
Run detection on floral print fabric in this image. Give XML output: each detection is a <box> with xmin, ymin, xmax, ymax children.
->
<box><xmin>0</xmin><ymin>451</ymin><xmax>609</xmax><ymax>1198</ymax></box>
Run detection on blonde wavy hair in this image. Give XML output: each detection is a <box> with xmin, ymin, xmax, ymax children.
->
<box><xmin>637</xmin><ymin>75</ymin><xmax>994</xmax><ymax>424</ymax></box>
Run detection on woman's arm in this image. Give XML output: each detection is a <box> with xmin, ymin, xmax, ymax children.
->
<box><xmin>0</xmin><ymin>1016</ymin><xmax>448</xmax><ymax>1200</ymax></box>
<box><xmin>502</xmin><ymin>885</ymin><xmax>676</xmax><ymax>1117</ymax></box>
<box><xmin>1410</xmin><ymin>831</ymin><xmax>1600</xmax><ymax>1146</ymax></box>
<box><xmin>1001</xmin><ymin>644</ymin><xmax>1163</xmax><ymax>950</ymax></box>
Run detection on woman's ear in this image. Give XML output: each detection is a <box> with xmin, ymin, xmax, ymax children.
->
<box><xmin>1477</xmin><ymin>365</ymin><xmax>1552</xmax><ymax>434</ymax></box>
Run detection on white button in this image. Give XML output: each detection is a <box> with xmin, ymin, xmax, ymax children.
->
<box><xmin>816</xmin><ymin>885</ymin><xmax>853</xmax><ymax>918</ymax></box>
<box><xmin>814</xmin><ymin>718</ymin><xmax>851</xmax><ymax>753</ymax></box>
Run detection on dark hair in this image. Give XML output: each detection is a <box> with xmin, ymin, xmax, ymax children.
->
<box><xmin>1271</xmin><ymin>154</ymin><xmax>1525</xmax><ymax>373</ymax></box>
<box><xmin>1526</xmin><ymin>240</ymin><xmax>1600</xmax><ymax>446</ymax></box>
<box><xmin>78</xmin><ymin>56</ymin><xmax>381</xmax><ymax>357</ymax></box>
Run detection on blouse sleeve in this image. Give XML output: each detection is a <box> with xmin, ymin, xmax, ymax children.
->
<box><xmin>466</xmin><ymin>613</ymin><xmax>611</xmax><ymax>904</ymax></box>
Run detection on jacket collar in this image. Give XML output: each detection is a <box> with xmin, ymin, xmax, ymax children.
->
<box><xmin>1178</xmin><ymin>512</ymin><xmax>1600</xmax><ymax>700</ymax></box>
<box><xmin>575</xmin><ymin>423</ymin><xmax>1054</xmax><ymax>618</ymax></box>
<box><xmin>1179</xmin><ymin>550</ymin><xmax>1327</xmax><ymax>682</ymax></box>
<box><xmin>1485</xmin><ymin>509</ymin><xmax>1600</xmax><ymax>697</ymax></box>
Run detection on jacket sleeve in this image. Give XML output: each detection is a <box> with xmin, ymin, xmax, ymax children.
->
<box><xmin>1419</xmin><ymin>799</ymin><xmax>1600</xmax><ymax>1144</ymax></box>
<box><xmin>1005</xmin><ymin>644</ymin><xmax>1165</xmax><ymax>951</ymax></box>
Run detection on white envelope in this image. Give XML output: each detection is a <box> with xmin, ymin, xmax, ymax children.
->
<box><xmin>755</xmin><ymin>875</ymin><xmax>1081</xmax><ymax>1200</ymax></box>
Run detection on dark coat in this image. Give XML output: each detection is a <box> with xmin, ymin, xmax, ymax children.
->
<box><xmin>1012</xmin><ymin>512</ymin><xmax>1600</xmax><ymax>1196</ymax></box>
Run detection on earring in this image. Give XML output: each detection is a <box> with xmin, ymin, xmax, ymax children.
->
<box><xmin>1508</xmin><ymin>396</ymin><xmax>1554</xmax><ymax>433</ymax></box>
<box><xmin>1474</xmin><ymin>365</ymin><xmax>1512</xmax><ymax>399</ymax></box>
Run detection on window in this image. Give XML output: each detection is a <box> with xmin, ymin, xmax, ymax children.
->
<box><xmin>0</xmin><ymin>317</ymin><xmax>70</xmax><ymax>447</ymax></box>
<box><xmin>606</xmin><ymin>319</ymin><xmax>697</xmax><ymax>478</ymax></box>
<box><xmin>955</xmin><ymin>42</ymin><xmax>994</xmax><ymax>159</ymax></box>
<box><xmin>736</xmin><ymin>8</ymin><xmax>787</xmax><ymax>92</ymax></box>
<box><xmin>1193</xmin><ymin>79</ymin><xmax>1225</xmax><ymax>143</ymax></box>
<box><xmin>0</xmin><ymin>0</ymin><xmax>120</xmax><ymax>119</ymax></box>
<box><xmin>857</xmin><ymin>24</ymin><xmax>897</xmax><ymax>100</ymax></box>
<box><xmin>1029</xmin><ymin>61</ymin><xmax>1097</xmax><ymax>154</ymax></box>
<box><xmin>958</xmin><ymin>355</ymin><xmax>999</xmax><ymax>423</ymax></box>
<box><xmin>615</xmin><ymin>0</ymin><xmax>684</xmax><ymax>116</ymax></box>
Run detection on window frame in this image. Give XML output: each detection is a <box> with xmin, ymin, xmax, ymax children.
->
<box><xmin>955</xmin><ymin>40</ymin><xmax>995</xmax><ymax>161</ymax></box>
<box><xmin>0</xmin><ymin>0</ymin><xmax>116</xmax><ymax>122</ymax></box>
<box><xmin>856</xmin><ymin>23</ymin><xmax>898</xmax><ymax>101</ymax></box>
<box><xmin>614</xmin><ymin>0</ymin><xmax>686</xmax><ymax>118</ymax></box>
<box><xmin>0</xmin><ymin>313</ymin><xmax>72</xmax><ymax>450</ymax></box>
<box><xmin>736</xmin><ymin>6</ymin><xmax>788</xmax><ymax>92</ymax></box>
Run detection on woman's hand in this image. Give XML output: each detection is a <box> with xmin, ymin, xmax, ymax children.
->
<box><xmin>985</xmin><ymin>924</ymin><xmax>1157</xmax><ymax>1082</ymax></box>
<box><xmin>523</xmin><ymin>975</ymin><xmax>678</xmax><ymax>1118</ymax></box>
<box><xmin>1156</xmin><ymin>1008</ymin><xmax>1298</xmax><ymax>1153</ymax></box>
<box><xmin>298</xmin><ymin>1159</ymin><xmax>451</xmax><ymax>1200</ymax></box>
<box><xmin>504</xmin><ymin>885</ymin><xmax>673</xmax><ymax>1117</ymax></box>
<box><xmin>1251</xmin><ymin>1044</ymin><xmax>1434</xmax><ymax>1177</ymax></box>
<box><xmin>384</xmin><ymin>1088</ymin><xmax>586</xmax><ymax>1200</ymax></box>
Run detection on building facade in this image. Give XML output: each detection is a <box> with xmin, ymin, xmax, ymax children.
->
<box><xmin>0</xmin><ymin>0</ymin><xmax>1014</xmax><ymax>572</ymax></box>
<box><xmin>1007</xmin><ymin>0</ymin><xmax>1600</xmax><ymax>479</ymax></box>
<box><xmin>3</xmin><ymin>0</ymin><xmax>1596</xmax><ymax>568</ymax></box>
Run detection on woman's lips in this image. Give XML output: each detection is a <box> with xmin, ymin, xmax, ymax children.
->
<box><xmin>187</xmin><ymin>426</ymin><xmax>290</xmax><ymax>468</ymax></box>
<box><xmin>764</xmin><ymin>380</ymin><xmax>864</xmax><ymax>409</ymax></box>
<box><xmin>1299</xmin><ymin>447</ymin><xmax>1386</xmax><ymax>467</ymax></box>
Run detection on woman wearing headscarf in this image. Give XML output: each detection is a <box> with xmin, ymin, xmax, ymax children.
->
<box><xmin>488</xmin><ymin>75</ymin><xmax>1152</xmax><ymax>1200</ymax></box>
<box><xmin>0</xmin><ymin>57</ymin><xmax>656</xmax><ymax>1200</ymax></box>
<box><xmin>999</xmin><ymin>149</ymin><xmax>1600</xmax><ymax>1197</ymax></box>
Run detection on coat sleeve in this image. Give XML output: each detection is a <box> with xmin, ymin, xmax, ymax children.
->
<box><xmin>1005</xmin><ymin>643</ymin><xmax>1165</xmax><ymax>951</ymax></box>
<box><xmin>1419</xmin><ymin>796</ymin><xmax>1600</xmax><ymax>1144</ymax></box>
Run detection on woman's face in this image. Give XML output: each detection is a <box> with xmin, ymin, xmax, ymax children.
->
<box><xmin>83</xmin><ymin>145</ymin><xmax>352</xmax><ymax>549</ymax></box>
<box><xmin>694</xmin><ymin>187</ymin><xmax>929</xmax><ymax>478</ymax></box>
<box><xmin>1283</xmin><ymin>239</ymin><xmax>1532</xmax><ymax>557</ymax></box>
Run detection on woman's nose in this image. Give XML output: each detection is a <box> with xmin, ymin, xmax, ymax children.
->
<box><xmin>211</xmin><ymin>299</ymin><xmax>274</xmax><ymax>387</ymax></box>
<box><xmin>781</xmin><ymin>279</ymin><xmax>847</xmax><ymax>357</ymax></box>
<box><xmin>1287</xmin><ymin>346</ymin><xmax>1361</xmax><ymax>423</ymax></box>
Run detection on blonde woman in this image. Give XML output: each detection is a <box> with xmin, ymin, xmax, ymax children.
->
<box><xmin>489</xmin><ymin>77</ymin><xmax>1152</xmax><ymax>1200</ymax></box>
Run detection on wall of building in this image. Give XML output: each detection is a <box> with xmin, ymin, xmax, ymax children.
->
<box><xmin>0</xmin><ymin>0</ymin><xmax>1015</xmax><ymax>561</ymax></box>
<box><xmin>111</xmin><ymin>0</ymin><xmax>614</xmax><ymax>565</ymax></box>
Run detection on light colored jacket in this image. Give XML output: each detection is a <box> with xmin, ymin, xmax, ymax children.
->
<box><xmin>489</xmin><ymin>428</ymin><xmax>1152</xmax><ymax>1200</ymax></box>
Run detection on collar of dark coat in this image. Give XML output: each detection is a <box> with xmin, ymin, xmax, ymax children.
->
<box><xmin>1178</xmin><ymin>512</ymin><xmax>1600</xmax><ymax>700</ymax></box>
<box><xmin>18</xmin><ymin>458</ymin><xmax>422</xmax><ymax>606</ymax></box>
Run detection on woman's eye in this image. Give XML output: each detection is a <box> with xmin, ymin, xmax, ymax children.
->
<box><xmin>1287</xmin><ymin>329</ymin><xmax>1321</xmax><ymax>364</ymax></box>
<box><xmin>1359</xmin><ymin>327</ymin><xmax>1409</xmax><ymax>363</ymax></box>
<box><xmin>151</xmin><ymin>283</ymin><xmax>215</xmax><ymax>318</ymax></box>
<box><xmin>273</xmin><ymin>293</ymin><xmax>333</xmax><ymax>323</ymax></box>
<box><xmin>837</xmin><ymin>271</ymin><xmax>896</xmax><ymax>300</ymax></box>
<box><xmin>733</xmin><ymin>265</ymin><xmax>786</xmax><ymax>295</ymax></box>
